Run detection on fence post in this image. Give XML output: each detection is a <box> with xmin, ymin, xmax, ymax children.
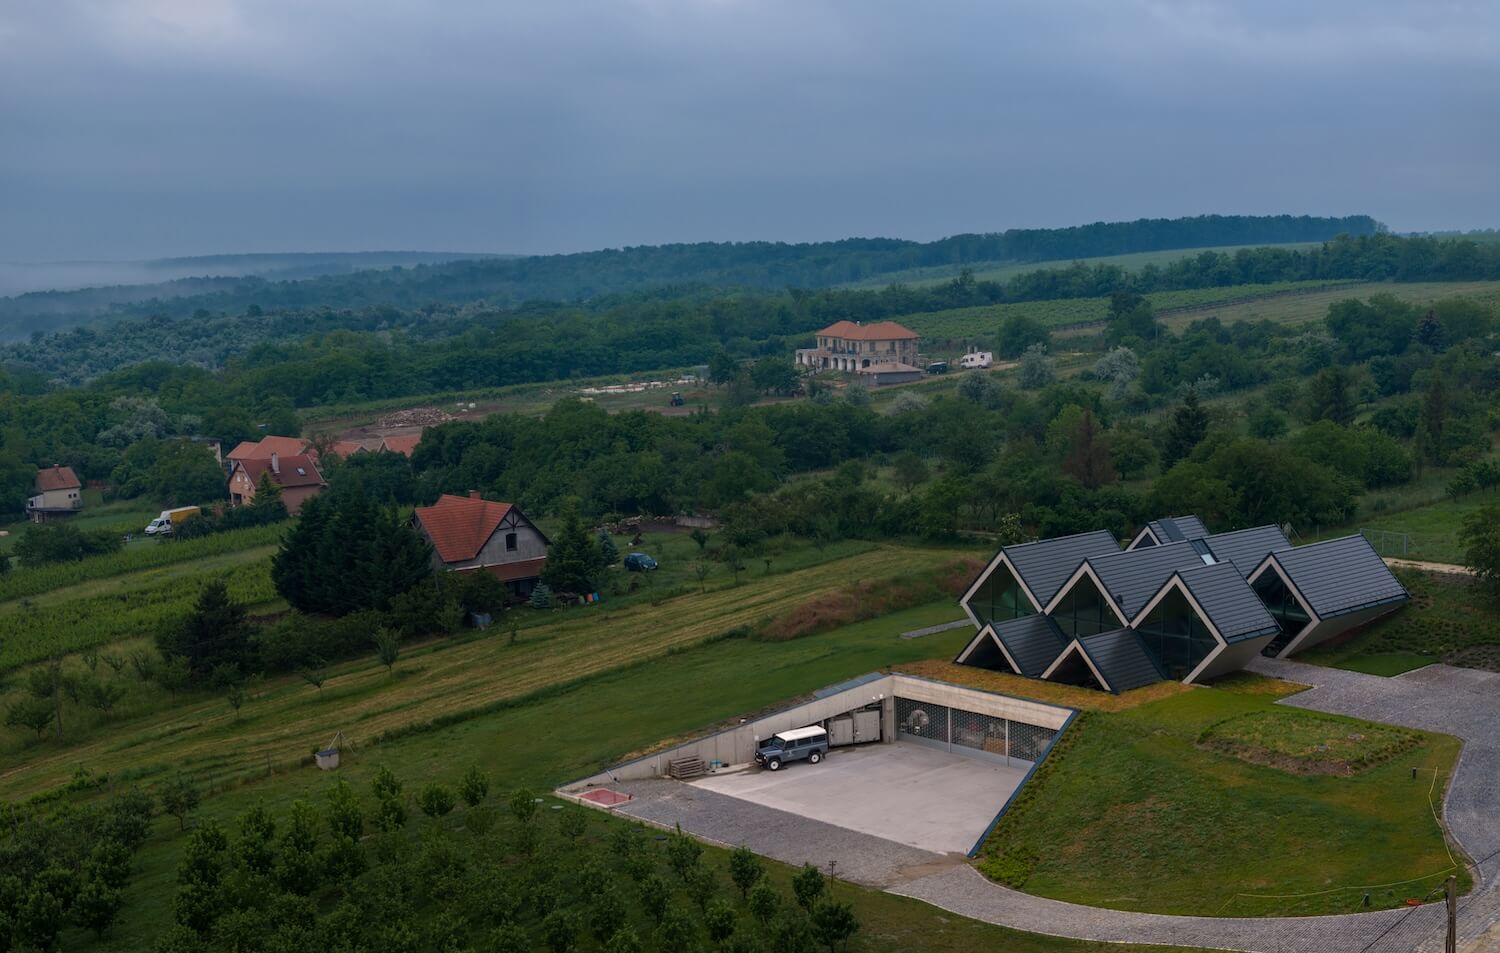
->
<box><xmin>1447</xmin><ymin>874</ymin><xmax>1457</xmax><ymax>953</ymax></box>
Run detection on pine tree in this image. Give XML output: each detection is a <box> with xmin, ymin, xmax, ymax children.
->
<box><xmin>541</xmin><ymin>510</ymin><xmax>605</xmax><ymax>595</ymax></box>
<box><xmin>597</xmin><ymin>531</ymin><xmax>620</xmax><ymax>565</ymax></box>
<box><xmin>1162</xmin><ymin>388</ymin><xmax>1208</xmax><ymax>467</ymax></box>
<box><xmin>157</xmin><ymin>581</ymin><xmax>248</xmax><ymax>676</ymax></box>
<box><xmin>1062</xmin><ymin>408</ymin><xmax>1116</xmax><ymax>489</ymax></box>
<box><xmin>253</xmin><ymin>471</ymin><xmax>283</xmax><ymax>509</ymax></box>
<box><xmin>271</xmin><ymin>488</ymin><xmax>431</xmax><ymax>615</ymax></box>
<box><xmin>529</xmin><ymin>582</ymin><xmax>553</xmax><ymax>609</ymax></box>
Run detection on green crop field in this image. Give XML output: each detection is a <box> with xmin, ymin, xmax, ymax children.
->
<box><xmin>839</xmin><ymin>243</ymin><xmax>1322</xmax><ymax>290</ymax></box>
<box><xmin>900</xmin><ymin>281</ymin><xmax>1351</xmax><ymax>341</ymax></box>
<box><xmin>1156</xmin><ymin>280</ymin><xmax>1500</xmax><ymax>331</ymax></box>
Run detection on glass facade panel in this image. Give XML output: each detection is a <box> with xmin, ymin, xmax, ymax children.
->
<box><xmin>1253</xmin><ymin>572</ymin><xmax>1311</xmax><ymax>635</ymax></box>
<box><xmin>950</xmin><ymin>709</ymin><xmax>1008</xmax><ymax>757</ymax></box>
<box><xmin>1053</xmin><ymin>575</ymin><xmax>1118</xmax><ymax>638</ymax></box>
<box><xmin>895</xmin><ymin>698</ymin><xmax>948</xmax><ymax>742</ymax></box>
<box><xmin>969</xmin><ymin>562</ymin><xmax>1035</xmax><ymax>627</ymax></box>
<box><xmin>1136</xmin><ymin>588</ymin><xmax>1218</xmax><ymax>680</ymax></box>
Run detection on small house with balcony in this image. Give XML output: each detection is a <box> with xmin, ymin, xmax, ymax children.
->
<box><xmin>26</xmin><ymin>465</ymin><xmax>83</xmax><ymax>522</ymax></box>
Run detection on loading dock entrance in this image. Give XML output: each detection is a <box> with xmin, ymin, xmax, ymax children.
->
<box><xmin>894</xmin><ymin>695</ymin><xmax>1058</xmax><ymax>767</ymax></box>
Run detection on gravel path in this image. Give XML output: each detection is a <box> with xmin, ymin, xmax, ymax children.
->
<box><xmin>599</xmin><ymin>659</ymin><xmax>1500</xmax><ymax>952</ymax></box>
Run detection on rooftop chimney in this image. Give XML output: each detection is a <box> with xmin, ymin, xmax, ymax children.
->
<box><xmin>469</xmin><ymin>490</ymin><xmax>481</xmax><ymax>500</ymax></box>
<box><xmin>270</xmin><ymin>452</ymin><xmax>280</xmax><ymax>475</ymax></box>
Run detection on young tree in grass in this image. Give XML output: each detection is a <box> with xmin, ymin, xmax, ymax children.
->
<box><xmin>689</xmin><ymin>528</ymin><xmax>710</xmax><ymax>551</ymax></box>
<box><xmin>274</xmin><ymin>801</ymin><xmax>321</xmax><ymax>896</ymax></box>
<box><xmin>721</xmin><ymin>545</ymin><xmax>745</xmax><ymax>586</ymax></box>
<box><xmin>542</xmin><ymin>908</ymin><xmax>580</xmax><ymax>953</ymax></box>
<box><xmin>74</xmin><ymin>876</ymin><xmax>123</xmax><ymax>938</ymax></box>
<box><xmin>173</xmin><ymin>820</ymin><xmax>228</xmax><ymax>934</ymax></box>
<box><xmin>418</xmin><ymin>783</ymin><xmax>456</xmax><ymax>819</ymax></box>
<box><xmin>326</xmin><ymin>780</ymin><xmax>364</xmax><ymax>840</ymax></box>
<box><xmin>655</xmin><ymin>906</ymin><xmax>701</xmax><ymax>953</ymax></box>
<box><xmin>748</xmin><ymin>879</ymin><xmax>780</xmax><ymax>926</ymax></box>
<box><xmin>667</xmin><ymin>823</ymin><xmax>703</xmax><ymax>880</ymax></box>
<box><xmin>686</xmin><ymin>865</ymin><xmax>718</xmax><ymax>913</ymax></box>
<box><xmin>792</xmin><ymin>863</ymin><xmax>825</xmax><ymax>911</ymax></box>
<box><xmin>590</xmin><ymin>887</ymin><xmax>628</xmax><ymax>944</ymax></box>
<box><xmin>704</xmin><ymin>899</ymin><xmax>737</xmax><ymax>949</ymax></box>
<box><xmin>373</xmin><ymin>626</ymin><xmax>401</xmax><ymax>674</ymax></box>
<box><xmin>372</xmin><ymin>764</ymin><xmax>403</xmax><ymax>801</ymax></box>
<box><xmin>770</xmin><ymin>912</ymin><xmax>818</xmax><ymax>953</ymax></box>
<box><xmin>891</xmin><ymin>450</ymin><xmax>930</xmax><ymax>494</ymax></box>
<box><xmin>459</xmin><ymin>765</ymin><xmax>490</xmax><ymax>806</ymax></box>
<box><xmin>811</xmin><ymin>899</ymin><xmax>859</xmax><ymax>952</ymax></box>
<box><xmin>6</xmin><ymin>696</ymin><xmax>55</xmax><ymax>737</ymax></box>
<box><xmin>509</xmin><ymin>788</ymin><xmax>538</xmax><ymax>824</ymax></box>
<box><xmin>640</xmin><ymin>874</ymin><xmax>671</xmax><ymax>925</ymax></box>
<box><xmin>692</xmin><ymin>561</ymin><xmax>712</xmax><ymax>593</ymax></box>
<box><xmin>298</xmin><ymin>661</ymin><xmax>327</xmax><ymax>695</ymax></box>
<box><xmin>234</xmin><ymin>803</ymin><xmax>277</xmax><ymax>874</ymax></box>
<box><xmin>1017</xmin><ymin>343</ymin><xmax>1055</xmax><ymax>389</ymax></box>
<box><xmin>729</xmin><ymin>844</ymin><xmax>764</xmax><ymax>898</ymax></box>
<box><xmin>160</xmin><ymin>775</ymin><xmax>201</xmax><ymax>831</ymax></box>
<box><xmin>557</xmin><ymin>804</ymin><xmax>587</xmax><ymax>840</ymax></box>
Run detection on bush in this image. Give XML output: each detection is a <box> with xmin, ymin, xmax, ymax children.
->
<box><xmin>458</xmin><ymin>765</ymin><xmax>490</xmax><ymax>807</ymax></box>
<box><xmin>418</xmin><ymin>784</ymin><xmax>456</xmax><ymax>819</ymax></box>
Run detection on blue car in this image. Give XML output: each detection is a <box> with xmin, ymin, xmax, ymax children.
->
<box><xmin>624</xmin><ymin>552</ymin><xmax>658</xmax><ymax>572</ymax></box>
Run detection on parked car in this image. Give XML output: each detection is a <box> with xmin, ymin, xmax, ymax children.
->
<box><xmin>925</xmin><ymin>361</ymin><xmax>949</xmax><ymax>374</ymax></box>
<box><xmin>754</xmin><ymin>726</ymin><xmax>829</xmax><ymax>771</ymax></box>
<box><xmin>959</xmin><ymin>349</ymin><xmax>993</xmax><ymax>369</ymax></box>
<box><xmin>144</xmin><ymin>506</ymin><xmax>201</xmax><ymax>536</ymax></box>
<box><xmin>624</xmin><ymin>552</ymin><xmax>658</xmax><ymax>571</ymax></box>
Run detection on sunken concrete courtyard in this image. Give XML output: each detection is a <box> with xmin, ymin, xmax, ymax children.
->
<box><xmin>691</xmin><ymin>742</ymin><xmax>1027</xmax><ymax>854</ymax></box>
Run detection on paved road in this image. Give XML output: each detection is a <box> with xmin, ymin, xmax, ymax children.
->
<box><xmin>602</xmin><ymin>659</ymin><xmax>1500</xmax><ymax>952</ymax></box>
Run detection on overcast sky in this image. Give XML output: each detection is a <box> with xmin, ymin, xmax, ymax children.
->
<box><xmin>1</xmin><ymin>0</ymin><xmax>1497</xmax><ymax>263</ymax></box>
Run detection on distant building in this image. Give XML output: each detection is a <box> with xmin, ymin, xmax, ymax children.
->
<box><xmin>226</xmin><ymin>435</ymin><xmax>310</xmax><ymax>468</ymax></box>
<box><xmin>414</xmin><ymin>492</ymin><xmax>549</xmax><ymax>595</ymax></box>
<box><xmin>956</xmin><ymin>515</ymin><xmax>1409</xmax><ymax>692</ymax></box>
<box><xmin>380</xmin><ymin>434</ymin><xmax>422</xmax><ymax>457</ymax></box>
<box><xmin>228</xmin><ymin>452</ymin><xmax>326</xmax><ymax>515</ymax></box>
<box><xmin>26</xmin><ymin>465</ymin><xmax>83</xmax><ymax>522</ymax></box>
<box><xmin>796</xmin><ymin>320</ymin><xmax>921</xmax><ymax>381</ymax></box>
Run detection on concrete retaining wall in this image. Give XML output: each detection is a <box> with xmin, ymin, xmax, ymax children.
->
<box><xmin>565</xmin><ymin>672</ymin><xmax>1074</xmax><ymax>789</ymax></box>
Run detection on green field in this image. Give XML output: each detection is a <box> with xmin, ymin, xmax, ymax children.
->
<box><xmin>901</xmin><ymin>281</ymin><xmax>1353</xmax><ymax>341</ymax></box>
<box><xmin>1156</xmin><ymin>280</ymin><xmax>1500</xmax><ymax>331</ymax></box>
<box><xmin>977</xmin><ymin>678</ymin><xmax>1464</xmax><ymax>916</ymax></box>
<box><xmin>1341</xmin><ymin>493</ymin><xmax>1494</xmax><ymax>565</ymax></box>
<box><xmin>0</xmin><ymin>491</ymin><xmax>160</xmax><ymax>555</ymax></box>
<box><xmin>839</xmin><ymin>243</ymin><xmax>1322</xmax><ymax>290</ymax></box>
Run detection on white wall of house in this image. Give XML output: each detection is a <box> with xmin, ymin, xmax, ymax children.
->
<box><xmin>434</xmin><ymin>509</ymin><xmax>548</xmax><ymax>571</ymax></box>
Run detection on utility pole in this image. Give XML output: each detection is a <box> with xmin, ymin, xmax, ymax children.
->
<box><xmin>1446</xmin><ymin>874</ymin><xmax>1457</xmax><ymax>953</ymax></box>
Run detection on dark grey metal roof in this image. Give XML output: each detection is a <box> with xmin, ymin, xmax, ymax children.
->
<box><xmin>991</xmin><ymin>615</ymin><xmax>1067</xmax><ymax>677</ymax></box>
<box><xmin>1086</xmin><ymin>542</ymin><xmax>1207</xmax><ymax>621</ymax></box>
<box><xmin>1077</xmin><ymin>629</ymin><xmax>1166</xmax><ymax>693</ymax></box>
<box><xmin>1272</xmin><ymin>535</ymin><xmax>1409</xmax><ymax>619</ymax></box>
<box><xmin>1176</xmin><ymin>563</ymin><xmax>1281</xmax><ymax>643</ymax></box>
<box><xmin>1202</xmin><ymin>525</ymin><xmax>1292</xmax><ymax>578</ymax></box>
<box><xmin>1146</xmin><ymin>515</ymin><xmax>1208</xmax><ymax>544</ymax></box>
<box><xmin>1002</xmin><ymin>530</ymin><xmax>1120</xmax><ymax>608</ymax></box>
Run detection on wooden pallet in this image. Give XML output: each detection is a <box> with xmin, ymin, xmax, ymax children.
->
<box><xmin>668</xmin><ymin>757</ymin><xmax>706</xmax><ymax>780</ymax></box>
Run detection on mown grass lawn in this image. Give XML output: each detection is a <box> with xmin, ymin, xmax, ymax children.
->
<box><xmin>977</xmin><ymin>679</ymin><xmax>1466</xmax><ymax>916</ymax></box>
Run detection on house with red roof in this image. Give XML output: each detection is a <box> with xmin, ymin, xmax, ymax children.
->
<box><xmin>795</xmin><ymin>320</ymin><xmax>922</xmax><ymax>383</ymax></box>
<box><xmin>413</xmin><ymin>492</ymin><xmax>549</xmax><ymax>595</ymax></box>
<box><xmin>228</xmin><ymin>452</ymin><xmax>326</xmax><ymax>515</ymax></box>
<box><xmin>226</xmin><ymin>435</ymin><xmax>311</xmax><ymax>467</ymax></box>
<box><xmin>26</xmin><ymin>465</ymin><xmax>83</xmax><ymax>522</ymax></box>
<box><xmin>380</xmin><ymin>434</ymin><xmax>422</xmax><ymax>457</ymax></box>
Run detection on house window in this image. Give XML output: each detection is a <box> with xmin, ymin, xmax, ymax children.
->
<box><xmin>969</xmin><ymin>563</ymin><xmax>1034</xmax><ymax>626</ymax></box>
<box><xmin>1052</xmin><ymin>575</ymin><xmax>1117</xmax><ymax>638</ymax></box>
<box><xmin>505</xmin><ymin>532</ymin><xmax>518</xmax><ymax>552</ymax></box>
<box><xmin>1136</xmin><ymin>588</ymin><xmax>1218</xmax><ymax>679</ymax></box>
<box><xmin>1252</xmin><ymin>572</ymin><xmax>1311</xmax><ymax>635</ymax></box>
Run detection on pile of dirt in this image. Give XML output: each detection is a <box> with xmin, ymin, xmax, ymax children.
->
<box><xmin>378</xmin><ymin>407</ymin><xmax>456</xmax><ymax>429</ymax></box>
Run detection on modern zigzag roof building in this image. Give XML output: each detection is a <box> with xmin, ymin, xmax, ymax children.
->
<box><xmin>956</xmin><ymin>516</ymin><xmax>1409</xmax><ymax>693</ymax></box>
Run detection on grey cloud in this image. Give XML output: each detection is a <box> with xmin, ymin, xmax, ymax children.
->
<box><xmin>0</xmin><ymin>0</ymin><xmax>1496</xmax><ymax>263</ymax></box>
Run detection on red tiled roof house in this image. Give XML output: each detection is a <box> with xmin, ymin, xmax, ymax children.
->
<box><xmin>380</xmin><ymin>434</ymin><xmax>422</xmax><ymax>457</ymax></box>
<box><xmin>226</xmin><ymin>435</ymin><xmax>310</xmax><ymax>466</ymax></box>
<box><xmin>795</xmin><ymin>320</ymin><xmax>922</xmax><ymax>381</ymax></box>
<box><xmin>27</xmin><ymin>465</ymin><xmax>83</xmax><ymax>522</ymax></box>
<box><xmin>413</xmin><ymin>492</ymin><xmax>549</xmax><ymax>595</ymax></box>
<box><xmin>228</xmin><ymin>452</ymin><xmax>326</xmax><ymax>515</ymax></box>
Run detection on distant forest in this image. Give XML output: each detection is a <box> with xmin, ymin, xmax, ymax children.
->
<box><xmin>5</xmin><ymin>232</ymin><xmax>1499</xmax><ymax>399</ymax></box>
<box><xmin>0</xmin><ymin>214</ymin><xmax>1379</xmax><ymax>338</ymax></box>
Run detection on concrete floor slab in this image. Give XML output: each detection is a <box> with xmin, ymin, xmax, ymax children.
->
<box><xmin>691</xmin><ymin>741</ymin><xmax>1025</xmax><ymax>854</ymax></box>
